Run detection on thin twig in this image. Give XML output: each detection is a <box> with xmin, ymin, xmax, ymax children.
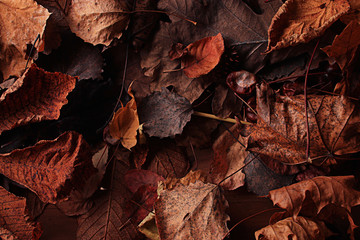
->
<box><xmin>304</xmin><ymin>39</ymin><xmax>320</xmax><ymax>161</ymax></box>
<box><xmin>267</xmin><ymin>72</ymin><xmax>325</xmax><ymax>84</ymax></box>
<box><xmin>189</xmin><ymin>140</ymin><xmax>198</xmax><ymax>170</ymax></box>
<box><xmin>25</xmin><ymin>34</ymin><xmax>40</xmax><ymax>71</ymax></box>
<box><xmin>193</xmin><ymin>111</ymin><xmax>251</xmax><ymax>125</ymax></box>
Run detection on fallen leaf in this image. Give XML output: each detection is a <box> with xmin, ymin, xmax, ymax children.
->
<box><xmin>255</xmin><ymin>216</ymin><xmax>332</xmax><ymax>240</ymax></box>
<box><xmin>181</xmin><ymin>33</ymin><xmax>224</xmax><ymax>78</ymax></box>
<box><xmin>155</xmin><ymin>178</ymin><xmax>229</xmax><ymax>239</ymax></box>
<box><xmin>109</xmin><ymin>87</ymin><xmax>139</xmax><ymax>150</ymax></box>
<box><xmin>138</xmin><ymin>212</ymin><xmax>160</xmax><ymax>240</ymax></box>
<box><xmin>244</xmin><ymin>153</ymin><xmax>295</xmax><ymax>196</ymax></box>
<box><xmin>341</xmin><ymin>0</ymin><xmax>360</xmax><ymax>24</ymax></box>
<box><xmin>210</xmin><ymin>123</ymin><xmax>247</xmax><ymax>190</ymax></box>
<box><xmin>138</xmin><ymin>88</ymin><xmax>193</xmax><ymax>138</ymax></box>
<box><xmin>212</xmin><ymin>84</ymin><xmax>241</xmax><ymax>118</ymax></box>
<box><xmin>0</xmin><ymin>64</ymin><xmax>76</xmax><ymax>135</ymax></box>
<box><xmin>66</xmin><ymin>0</ymin><xmax>130</xmax><ymax>46</ymax></box>
<box><xmin>132</xmin><ymin>144</ymin><xmax>148</xmax><ymax>169</ymax></box>
<box><xmin>265</xmin><ymin>0</ymin><xmax>350</xmax><ymax>53</ymax></box>
<box><xmin>77</xmin><ymin>158</ymin><xmax>141</xmax><ymax>240</ymax></box>
<box><xmin>322</xmin><ymin>20</ymin><xmax>360</xmax><ymax>70</ymax></box>
<box><xmin>0</xmin><ymin>186</ymin><xmax>42</xmax><ymax>240</ymax></box>
<box><xmin>268</xmin><ymin>176</ymin><xmax>360</xmax><ymax>218</ymax></box>
<box><xmin>36</xmin><ymin>33</ymin><xmax>104</xmax><ymax>80</ymax></box>
<box><xmin>140</xmin><ymin>0</ymin><xmax>283</xmax><ymax>102</ymax></box>
<box><xmin>245</xmin><ymin>83</ymin><xmax>360</xmax><ymax>164</ymax></box>
<box><xmin>0</xmin><ymin>0</ymin><xmax>50</xmax><ymax>80</ymax></box>
<box><xmin>124</xmin><ymin>169</ymin><xmax>164</xmax><ymax>194</ymax></box>
<box><xmin>162</xmin><ymin>170</ymin><xmax>207</xmax><ymax>190</ymax></box>
<box><xmin>0</xmin><ymin>131</ymin><xmax>95</xmax><ymax>203</ymax></box>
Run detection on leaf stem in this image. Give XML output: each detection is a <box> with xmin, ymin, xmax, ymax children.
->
<box><xmin>267</xmin><ymin>72</ymin><xmax>326</xmax><ymax>84</ymax></box>
<box><xmin>304</xmin><ymin>39</ymin><xmax>320</xmax><ymax>161</ymax></box>
<box><xmin>193</xmin><ymin>111</ymin><xmax>251</xmax><ymax>125</ymax></box>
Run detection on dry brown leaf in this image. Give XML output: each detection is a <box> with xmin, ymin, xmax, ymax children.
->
<box><xmin>109</xmin><ymin>87</ymin><xmax>139</xmax><ymax>150</ymax></box>
<box><xmin>66</xmin><ymin>0</ymin><xmax>130</xmax><ymax>46</ymax></box>
<box><xmin>0</xmin><ymin>186</ymin><xmax>42</xmax><ymax>240</ymax></box>
<box><xmin>210</xmin><ymin>123</ymin><xmax>247</xmax><ymax>190</ymax></box>
<box><xmin>0</xmin><ymin>64</ymin><xmax>76</xmax><ymax>135</ymax></box>
<box><xmin>341</xmin><ymin>0</ymin><xmax>360</xmax><ymax>24</ymax></box>
<box><xmin>268</xmin><ymin>176</ymin><xmax>360</xmax><ymax>218</ymax></box>
<box><xmin>162</xmin><ymin>170</ymin><xmax>207</xmax><ymax>190</ymax></box>
<box><xmin>322</xmin><ymin>20</ymin><xmax>360</xmax><ymax>70</ymax></box>
<box><xmin>255</xmin><ymin>216</ymin><xmax>332</xmax><ymax>240</ymax></box>
<box><xmin>181</xmin><ymin>33</ymin><xmax>224</xmax><ymax>78</ymax></box>
<box><xmin>155</xmin><ymin>178</ymin><xmax>229</xmax><ymax>240</ymax></box>
<box><xmin>265</xmin><ymin>0</ymin><xmax>350</xmax><ymax>53</ymax></box>
<box><xmin>77</xmin><ymin>158</ymin><xmax>141</xmax><ymax>240</ymax></box>
<box><xmin>245</xmin><ymin>83</ymin><xmax>360</xmax><ymax>164</ymax></box>
<box><xmin>0</xmin><ymin>0</ymin><xmax>50</xmax><ymax>80</ymax></box>
<box><xmin>0</xmin><ymin>131</ymin><xmax>95</xmax><ymax>204</ymax></box>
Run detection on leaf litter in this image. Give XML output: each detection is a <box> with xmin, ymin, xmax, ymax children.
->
<box><xmin>1</xmin><ymin>0</ymin><xmax>360</xmax><ymax>239</ymax></box>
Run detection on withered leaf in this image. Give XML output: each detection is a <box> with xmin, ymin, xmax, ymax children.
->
<box><xmin>181</xmin><ymin>33</ymin><xmax>224</xmax><ymax>78</ymax></box>
<box><xmin>0</xmin><ymin>0</ymin><xmax>50</xmax><ymax>80</ymax></box>
<box><xmin>0</xmin><ymin>186</ymin><xmax>42</xmax><ymax>240</ymax></box>
<box><xmin>255</xmin><ymin>216</ymin><xmax>332</xmax><ymax>240</ymax></box>
<box><xmin>109</xmin><ymin>87</ymin><xmax>139</xmax><ymax>150</ymax></box>
<box><xmin>268</xmin><ymin>176</ymin><xmax>360</xmax><ymax>218</ymax></box>
<box><xmin>265</xmin><ymin>0</ymin><xmax>350</xmax><ymax>53</ymax></box>
<box><xmin>124</xmin><ymin>169</ymin><xmax>164</xmax><ymax>194</ymax></box>
<box><xmin>322</xmin><ymin>20</ymin><xmax>360</xmax><ymax>70</ymax></box>
<box><xmin>138</xmin><ymin>88</ymin><xmax>193</xmax><ymax>138</ymax></box>
<box><xmin>77</xmin><ymin>159</ymin><xmax>141</xmax><ymax>240</ymax></box>
<box><xmin>245</xmin><ymin>83</ymin><xmax>360</xmax><ymax>164</ymax></box>
<box><xmin>140</xmin><ymin>0</ymin><xmax>283</xmax><ymax>102</ymax></box>
<box><xmin>66</xmin><ymin>0</ymin><xmax>130</xmax><ymax>46</ymax></box>
<box><xmin>210</xmin><ymin>123</ymin><xmax>247</xmax><ymax>190</ymax></box>
<box><xmin>341</xmin><ymin>0</ymin><xmax>360</xmax><ymax>24</ymax></box>
<box><xmin>0</xmin><ymin>64</ymin><xmax>76</xmax><ymax>135</ymax></box>
<box><xmin>0</xmin><ymin>131</ymin><xmax>95</xmax><ymax>204</ymax></box>
<box><xmin>155</xmin><ymin>179</ymin><xmax>229</xmax><ymax>240</ymax></box>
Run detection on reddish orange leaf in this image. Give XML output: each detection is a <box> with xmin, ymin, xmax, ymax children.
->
<box><xmin>0</xmin><ymin>131</ymin><xmax>95</xmax><ymax>203</ymax></box>
<box><xmin>0</xmin><ymin>186</ymin><xmax>42</xmax><ymax>240</ymax></box>
<box><xmin>0</xmin><ymin>64</ymin><xmax>77</xmax><ymax>135</ymax></box>
<box><xmin>265</xmin><ymin>0</ymin><xmax>350</xmax><ymax>53</ymax></box>
<box><xmin>322</xmin><ymin>20</ymin><xmax>360</xmax><ymax>70</ymax></box>
<box><xmin>182</xmin><ymin>33</ymin><xmax>224</xmax><ymax>78</ymax></box>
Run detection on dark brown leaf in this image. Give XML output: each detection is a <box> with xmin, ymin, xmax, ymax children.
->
<box><xmin>0</xmin><ymin>64</ymin><xmax>76</xmax><ymax>135</ymax></box>
<box><xmin>124</xmin><ymin>169</ymin><xmax>164</xmax><ymax>194</ymax></box>
<box><xmin>138</xmin><ymin>88</ymin><xmax>193</xmax><ymax>138</ymax></box>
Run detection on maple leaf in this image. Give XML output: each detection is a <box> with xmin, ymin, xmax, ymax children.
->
<box><xmin>0</xmin><ymin>64</ymin><xmax>76</xmax><ymax>135</ymax></box>
<box><xmin>154</xmin><ymin>173</ymin><xmax>229</xmax><ymax>240</ymax></box>
<box><xmin>77</xmin><ymin>159</ymin><xmax>141</xmax><ymax>240</ymax></box>
<box><xmin>268</xmin><ymin>176</ymin><xmax>360</xmax><ymax>218</ymax></box>
<box><xmin>210</xmin><ymin>123</ymin><xmax>247</xmax><ymax>190</ymax></box>
<box><xmin>265</xmin><ymin>0</ymin><xmax>350</xmax><ymax>53</ymax></box>
<box><xmin>65</xmin><ymin>0</ymin><xmax>130</xmax><ymax>46</ymax></box>
<box><xmin>322</xmin><ymin>20</ymin><xmax>360</xmax><ymax>70</ymax></box>
<box><xmin>0</xmin><ymin>0</ymin><xmax>50</xmax><ymax>80</ymax></box>
<box><xmin>245</xmin><ymin>83</ymin><xmax>360</xmax><ymax>164</ymax></box>
<box><xmin>140</xmin><ymin>0</ymin><xmax>283</xmax><ymax>102</ymax></box>
<box><xmin>138</xmin><ymin>88</ymin><xmax>193</xmax><ymax>138</ymax></box>
<box><xmin>0</xmin><ymin>186</ymin><xmax>42</xmax><ymax>240</ymax></box>
<box><xmin>255</xmin><ymin>216</ymin><xmax>333</xmax><ymax>240</ymax></box>
<box><xmin>109</xmin><ymin>86</ymin><xmax>140</xmax><ymax>150</ymax></box>
<box><xmin>0</xmin><ymin>131</ymin><xmax>95</xmax><ymax>203</ymax></box>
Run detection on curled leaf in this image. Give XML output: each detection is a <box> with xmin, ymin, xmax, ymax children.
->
<box><xmin>265</xmin><ymin>0</ymin><xmax>350</xmax><ymax>53</ymax></box>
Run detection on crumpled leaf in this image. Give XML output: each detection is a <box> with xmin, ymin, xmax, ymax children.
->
<box><xmin>109</xmin><ymin>87</ymin><xmax>139</xmax><ymax>150</ymax></box>
<box><xmin>268</xmin><ymin>176</ymin><xmax>360</xmax><ymax>218</ymax></box>
<box><xmin>138</xmin><ymin>88</ymin><xmax>193</xmax><ymax>138</ymax></box>
<box><xmin>179</xmin><ymin>33</ymin><xmax>224</xmax><ymax>78</ymax></box>
<box><xmin>210</xmin><ymin>123</ymin><xmax>247</xmax><ymax>190</ymax></box>
<box><xmin>0</xmin><ymin>64</ymin><xmax>76</xmax><ymax>135</ymax></box>
<box><xmin>245</xmin><ymin>83</ymin><xmax>360</xmax><ymax>164</ymax></box>
<box><xmin>0</xmin><ymin>131</ymin><xmax>95</xmax><ymax>204</ymax></box>
<box><xmin>0</xmin><ymin>186</ymin><xmax>42</xmax><ymax>240</ymax></box>
<box><xmin>36</xmin><ymin>33</ymin><xmax>104</xmax><ymax>80</ymax></box>
<box><xmin>138</xmin><ymin>212</ymin><xmax>160</xmax><ymax>240</ymax></box>
<box><xmin>244</xmin><ymin>153</ymin><xmax>295</xmax><ymax>196</ymax></box>
<box><xmin>265</xmin><ymin>0</ymin><xmax>350</xmax><ymax>53</ymax></box>
<box><xmin>162</xmin><ymin>170</ymin><xmax>207</xmax><ymax>190</ymax></box>
<box><xmin>140</xmin><ymin>0</ymin><xmax>283</xmax><ymax>102</ymax></box>
<box><xmin>66</xmin><ymin>0</ymin><xmax>130</xmax><ymax>46</ymax></box>
<box><xmin>77</xmin><ymin>158</ymin><xmax>141</xmax><ymax>240</ymax></box>
<box><xmin>255</xmin><ymin>216</ymin><xmax>332</xmax><ymax>240</ymax></box>
<box><xmin>322</xmin><ymin>20</ymin><xmax>360</xmax><ymax>70</ymax></box>
<box><xmin>0</xmin><ymin>0</ymin><xmax>50</xmax><ymax>80</ymax></box>
<box><xmin>154</xmin><ymin>176</ymin><xmax>229</xmax><ymax>239</ymax></box>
